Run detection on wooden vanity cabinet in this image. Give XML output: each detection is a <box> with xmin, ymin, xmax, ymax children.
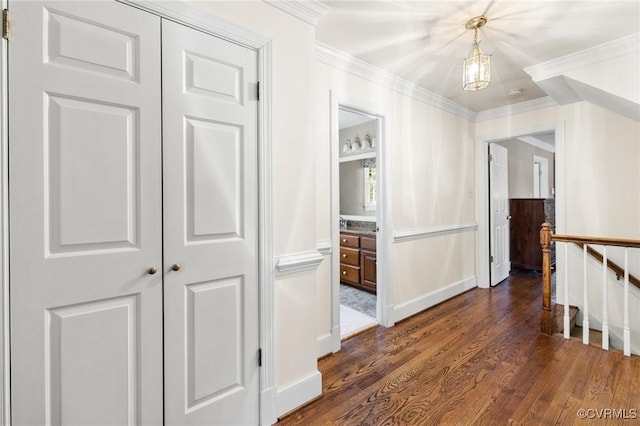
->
<box><xmin>340</xmin><ymin>232</ymin><xmax>376</xmax><ymax>294</ymax></box>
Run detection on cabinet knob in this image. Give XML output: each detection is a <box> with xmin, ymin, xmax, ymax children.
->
<box><xmin>342</xmin><ymin>271</ymin><xmax>346</xmax><ymax>275</ymax></box>
<box><xmin>146</xmin><ymin>266</ymin><xmax>157</xmax><ymax>275</ymax></box>
<box><xmin>171</xmin><ymin>263</ymin><xmax>181</xmax><ymax>272</ymax></box>
<box><xmin>342</xmin><ymin>239</ymin><xmax>347</xmax><ymax>243</ymax></box>
<box><xmin>342</xmin><ymin>254</ymin><xmax>347</xmax><ymax>258</ymax></box>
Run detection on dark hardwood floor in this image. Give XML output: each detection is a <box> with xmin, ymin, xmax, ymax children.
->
<box><xmin>278</xmin><ymin>270</ymin><xmax>640</xmax><ymax>425</ymax></box>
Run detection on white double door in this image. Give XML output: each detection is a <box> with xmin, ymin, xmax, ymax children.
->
<box><xmin>9</xmin><ymin>1</ymin><xmax>259</xmax><ymax>424</ymax></box>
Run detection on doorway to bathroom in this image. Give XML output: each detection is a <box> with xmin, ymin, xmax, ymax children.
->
<box><xmin>336</xmin><ymin>106</ymin><xmax>381</xmax><ymax>339</ymax></box>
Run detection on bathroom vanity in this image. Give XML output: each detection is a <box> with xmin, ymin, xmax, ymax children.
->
<box><xmin>339</xmin><ymin>231</ymin><xmax>377</xmax><ymax>294</ymax></box>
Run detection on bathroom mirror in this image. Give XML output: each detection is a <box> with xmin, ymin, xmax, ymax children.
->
<box><xmin>338</xmin><ymin>109</ymin><xmax>378</xmax><ymax>217</ymax></box>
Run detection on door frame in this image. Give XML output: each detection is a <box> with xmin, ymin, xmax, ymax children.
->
<box><xmin>0</xmin><ymin>0</ymin><xmax>8</xmax><ymax>421</ymax></box>
<box><xmin>0</xmin><ymin>1</ymin><xmax>276</xmax><ymax>424</ymax></box>
<box><xmin>329</xmin><ymin>91</ymin><xmax>393</xmax><ymax>354</ymax></box>
<box><xmin>475</xmin><ymin>122</ymin><xmax>565</xmax><ymax>289</ymax></box>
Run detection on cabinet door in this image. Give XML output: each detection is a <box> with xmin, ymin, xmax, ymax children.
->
<box><xmin>360</xmin><ymin>250</ymin><xmax>377</xmax><ymax>293</ymax></box>
<box><xmin>9</xmin><ymin>2</ymin><xmax>163</xmax><ymax>424</ymax></box>
<box><xmin>162</xmin><ymin>20</ymin><xmax>260</xmax><ymax>425</ymax></box>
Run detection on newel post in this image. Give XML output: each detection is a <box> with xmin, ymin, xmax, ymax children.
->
<box><xmin>540</xmin><ymin>222</ymin><xmax>553</xmax><ymax>334</ymax></box>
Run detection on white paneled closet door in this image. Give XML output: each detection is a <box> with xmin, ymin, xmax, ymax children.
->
<box><xmin>162</xmin><ymin>20</ymin><xmax>260</xmax><ymax>425</ymax></box>
<box><xmin>8</xmin><ymin>2</ymin><xmax>260</xmax><ymax>425</ymax></box>
<box><xmin>9</xmin><ymin>1</ymin><xmax>163</xmax><ymax>425</ymax></box>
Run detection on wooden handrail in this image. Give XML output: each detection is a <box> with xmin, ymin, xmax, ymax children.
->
<box><xmin>552</xmin><ymin>234</ymin><xmax>640</xmax><ymax>248</ymax></box>
<box><xmin>540</xmin><ymin>223</ymin><xmax>640</xmax><ymax>335</ymax></box>
<box><xmin>574</xmin><ymin>243</ymin><xmax>640</xmax><ymax>290</ymax></box>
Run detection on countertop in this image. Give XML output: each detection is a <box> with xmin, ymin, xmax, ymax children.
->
<box><xmin>340</xmin><ymin>228</ymin><xmax>377</xmax><ymax>236</ymax></box>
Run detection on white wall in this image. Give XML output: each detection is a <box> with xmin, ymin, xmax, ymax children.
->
<box><xmin>315</xmin><ymin>60</ymin><xmax>477</xmax><ymax>345</ymax></box>
<box><xmin>495</xmin><ymin>139</ymin><xmax>555</xmax><ymax>198</ymax></box>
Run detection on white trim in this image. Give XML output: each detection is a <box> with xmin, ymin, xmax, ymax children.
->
<box><xmin>393</xmin><ymin>223</ymin><xmax>478</xmax><ymax>243</ymax></box>
<box><xmin>525</xmin><ymin>33</ymin><xmax>640</xmax><ymax>83</ymax></box>
<box><xmin>263</xmin><ymin>0</ymin><xmax>329</xmax><ymax>27</ymax></box>
<box><xmin>317</xmin><ymin>325</ymin><xmax>340</xmax><ymax>358</ymax></box>
<box><xmin>317</xmin><ymin>43</ymin><xmax>476</xmax><ymax>122</ymax></box>
<box><xmin>257</xmin><ymin>40</ymin><xmax>276</xmax><ymax>426</ymax></box>
<box><xmin>476</xmin><ymin>122</ymin><xmax>565</xmax><ymax>289</ymax></box>
<box><xmin>393</xmin><ymin>276</ymin><xmax>476</xmax><ymax>323</ymax></box>
<box><xmin>275</xmin><ymin>370</ymin><xmax>322</xmax><ymax>418</ymax></box>
<box><xmin>0</xmin><ymin>0</ymin><xmax>8</xmax><ymax>420</ymax></box>
<box><xmin>118</xmin><ymin>0</ymin><xmax>269</xmax><ymax>49</ymax></box>
<box><xmin>316</xmin><ymin>239</ymin><xmax>332</xmax><ymax>256</ymax></box>
<box><xmin>475</xmin><ymin>96</ymin><xmax>558</xmax><ymax>122</ymax></box>
<box><xmin>275</xmin><ymin>250</ymin><xmax>324</xmax><ymax>276</ymax></box>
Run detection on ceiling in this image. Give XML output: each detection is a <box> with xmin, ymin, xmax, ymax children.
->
<box><xmin>316</xmin><ymin>0</ymin><xmax>640</xmax><ymax>112</ymax></box>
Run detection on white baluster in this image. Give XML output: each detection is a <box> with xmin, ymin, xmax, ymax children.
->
<box><xmin>583</xmin><ymin>244</ymin><xmax>589</xmax><ymax>345</ymax></box>
<box><xmin>623</xmin><ymin>248</ymin><xmax>630</xmax><ymax>356</ymax></box>
<box><xmin>602</xmin><ymin>247</ymin><xmax>609</xmax><ymax>350</ymax></box>
<box><xmin>563</xmin><ymin>243</ymin><xmax>570</xmax><ymax>339</ymax></box>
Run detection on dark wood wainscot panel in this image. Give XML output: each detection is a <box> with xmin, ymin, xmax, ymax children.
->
<box><xmin>510</xmin><ymin>198</ymin><xmax>555</xmax><ymax>271</ymax></box>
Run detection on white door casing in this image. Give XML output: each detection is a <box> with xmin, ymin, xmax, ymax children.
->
<box><xmin>489</xmin><ymin>143</ymin><xmax>510</xmax><ymax>286</ymax></box>
<box><xmin>162</xmin><ymin>20</ymin><xmax>260</xmax><ymax>425</ymax></box>
<box><xmin>9</xmin><ymin>2</ymin><xmax>163</xmax><ymax>424</ymax></box>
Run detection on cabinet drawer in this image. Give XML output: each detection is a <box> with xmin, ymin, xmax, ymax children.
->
<box><xmin>340</xmin><ymin>234</ymin><xmax>360</xmax><ymax>248</ymax></box>
<box><xmin>360</xmin><ymin>235</ymin><xmax>376</xmax><ymax>251</ymax></box>
<box><xmin>340</xmin><ymin>265</ymin><xmax>360</xmax><ymax>283</ymax></box>
<box><xmin>340</xmin><ymin>247</ymin><xmax>360</xmax><ymax>266</ymax></box>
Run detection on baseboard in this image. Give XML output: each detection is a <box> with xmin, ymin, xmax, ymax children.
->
<box><xmin>260</xmin><ymin>385</ymin><xmax>277</xmax><ymax>426</ymax></box>
<box><xmin>393</xmin><ymin>276</ymin><xmax>477</xmax><ymax>322</ymax></box>
<box><xmin>317</xmin><ymin>324</ymin><xmax>341</xmax><ymax>358</ymax></box>
<box><xmin>276</xmin><ymin>370</ymin><xmax>322</xmax><ymax>418</ymax></box>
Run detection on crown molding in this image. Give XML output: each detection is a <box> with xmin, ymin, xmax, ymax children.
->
<box><xmin>263</xmin><ymin>0</ymin><xmax>329</xmax><ymax>27</ymax></box>
<box><xmin>315</xmin><ymin>42</ymin><xmax>477</xmax><ymax>122</ymax></box>
<box><xmin>475</xmin><ymin>96</ymin><xmax>558</xmax><ymax>122</ymax></box>
<box><xmin>525</xmin><ymin>33</ymin><xmax>640</xmax><ymax>83</ymax></box>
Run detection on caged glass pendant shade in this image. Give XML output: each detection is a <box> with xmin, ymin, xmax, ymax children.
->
<box><xmin>463</xmin><ymin>16</ymin><xmax>491</xmax><ymax>91</ymax></box>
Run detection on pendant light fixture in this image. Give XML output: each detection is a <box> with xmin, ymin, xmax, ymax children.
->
<box><xmin>463</xmin><ymin>15</ymin><xmax>491</xmax><ymax>91</ymax></box>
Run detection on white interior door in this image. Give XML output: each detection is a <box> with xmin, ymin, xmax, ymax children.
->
<box><xmin>9</xmin><ymin>2</ymin><xmax>163</xmax><ymax>424</ymax></box>
<box><xmin>490</xmin><ymin>143</ymin><xmax>511</xmax><ymax>286</ymax></box>
<box><xmin>161</xmin><ymin>20</ymin><xmax>260</xmax><ymax>425</ymax></box>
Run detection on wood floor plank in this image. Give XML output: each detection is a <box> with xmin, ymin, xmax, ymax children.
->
<box><xmin>278</xmin><ymin>271</ymin><xmax>640</xmax><ymax>425</ymax></box>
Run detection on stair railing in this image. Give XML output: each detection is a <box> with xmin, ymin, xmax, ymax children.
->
<box><xmin>540</xmin><ymin>223</ymin><xmax>640</xmax><ymax>356</ymax></box>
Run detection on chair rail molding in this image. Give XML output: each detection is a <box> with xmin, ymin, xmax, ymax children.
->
<box><xmin>275</xmin><ymin>250</ymin><xmax>324</xmax><ymax>276</ymax></box>
<box><xmin>316</xmin><ymin>239</ymin><xmax>332</xmax><ymax>256</ymax></box>
<box><xmin>393</xmin><ymin>223</ymin><xmax>478</xmax><ymax>243</ymax></box>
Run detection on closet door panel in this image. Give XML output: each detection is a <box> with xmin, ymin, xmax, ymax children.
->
<box><xmin>9</xmin><ymin>2</ymin><xmax>163</xmax><ymax>425</ymax></box>
<box><xmin>162</xmin><ymin>20</ymin><xmax>259</xmax><ymax>426</ymax></box>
